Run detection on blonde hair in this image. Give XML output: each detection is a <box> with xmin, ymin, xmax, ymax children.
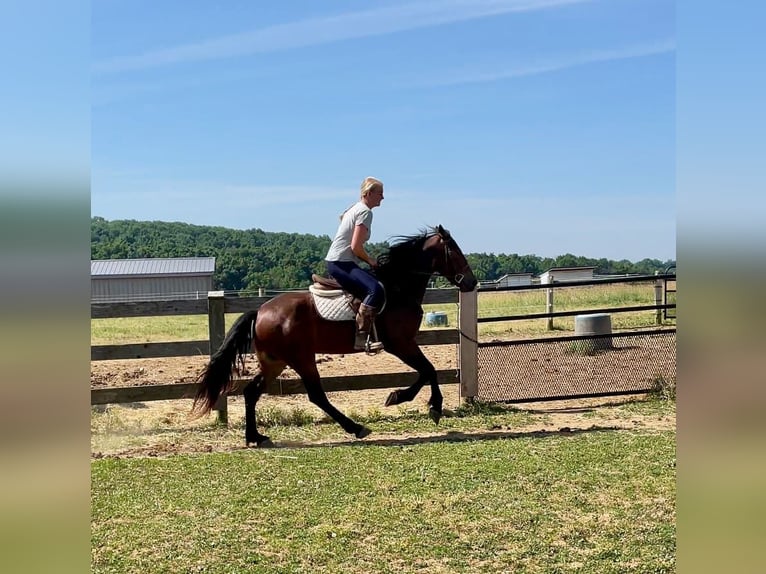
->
<box><xmin>339</xmin><ymin>177</ymin><xmax>384</xmax><ymax>220</ymax></box>
<box><xmin>360</xmin><ymin>176</ymin><xmax>383</xmax><ymax>198</ymax></box>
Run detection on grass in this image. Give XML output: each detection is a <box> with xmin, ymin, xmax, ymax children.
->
<box><xmin>92</xmin><ymin>428</ymin><xmax>676</xmax><ymax>573</ymax></box>
<box><xmin>92</xmin><ymin>283</ymin><xmax>675</xmax><ymax>344</ymax></box>
<box><xmin>91</xmin><ymin>314</ymin><xmax>215</xmax><ymax>344</ymax></box>
<box><xmin>90</xmin><ymin>392</ymin><xmax>676</xmax><ymax>459</ymax></box>
<box><xmin>90</xmin><ymin>399</ymin><xmax>546</xmax><ymax>454</ymax></box>
<box><xmin>471</xmin><ymin>283</ymin><xmax>674</xmax><ymax>339</ymax></box>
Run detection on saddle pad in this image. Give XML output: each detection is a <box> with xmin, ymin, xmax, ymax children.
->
<box><xmin>309</xmin><ymin>285</ymin><xmax>355</xmax><ymax>321</ymax></box>
<box><xmin>309</xmin><ymin>284</ymin><xmax>345</xmax><ymax>297</ymax></box>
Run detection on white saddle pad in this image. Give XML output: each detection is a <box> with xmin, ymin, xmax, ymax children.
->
<box><xmin>309</xmin><ymin>285</ymin><xmax>355</xmax><ymax>321</ymax></box>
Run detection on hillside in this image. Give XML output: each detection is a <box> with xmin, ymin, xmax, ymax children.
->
<box><xmin>91</xmin><ymin>217</ymin><xmax>675</xmax><ymax>291</ymax></box>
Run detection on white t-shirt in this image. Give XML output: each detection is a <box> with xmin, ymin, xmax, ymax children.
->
<box><xmin>325</xmin><ymin>201</ymin><xmax>373</xmax><ymax>263</ymax></box>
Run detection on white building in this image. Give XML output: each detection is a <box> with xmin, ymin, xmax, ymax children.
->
<box><xmin>539</xmin><ymin>266</ymin><xmax>595</xmax><ymax>284</ymax></box>
<box><xmin>479</xmin><ymin>273</ymin><xmax>534</xmax><ymax>290</ymax></box>
<box><xmin>91</xmin><ymin>257</ymin><xmax>216</xmax><ymax>302</ymax></box>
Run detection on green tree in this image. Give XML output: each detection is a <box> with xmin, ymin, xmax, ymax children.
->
<box><xmin>91</xmin><ymin>217</ymin><xmax>676</xmax><ymax>290</ymax></box>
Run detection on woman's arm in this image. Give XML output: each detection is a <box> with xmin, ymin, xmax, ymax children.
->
<box><xmin>351</xmin><ymin>224</ymin><xmax>376</xmax><ymax>267</ymax></box>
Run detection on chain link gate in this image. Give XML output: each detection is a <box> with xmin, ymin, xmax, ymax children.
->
<box><xmin>477</xmin><ymin>329</ymin><xmax>676</xmax><ymax>402</ymax></box>
<box><xmin>465</xmin><ymin>274</ymin><xmax>677</xmax><ymax>403</ymax></box>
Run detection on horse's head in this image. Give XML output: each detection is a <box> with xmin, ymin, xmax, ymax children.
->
<box><xmin>424</xmin><ymin>225</ymin><xmax>478</xmax><ymax>292</ymax></box>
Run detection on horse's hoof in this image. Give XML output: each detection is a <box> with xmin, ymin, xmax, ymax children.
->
<box><xmin>385</xmin><ymin>391</ymin><xmax>398</xmax><ymax>407</ymax></box>
<box><xmin>355</xmin><ymin>426</ymin><xmax>372</xmax><ymax>439</ymax></box>
<box><xmin>258</xmin><ymin>438</ymin><xmax>275</xmax><ymax>448</ymax></box>
<box><xmin>429</xmin><ymin>407</ymin><xmax>442</xmax><ymax>425</ymax></box>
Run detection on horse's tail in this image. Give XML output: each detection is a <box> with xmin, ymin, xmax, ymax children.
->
<box><xmin>191</xmin><ymin>310</ymin><xmax>258</xmax><ymax>417</ymax></box>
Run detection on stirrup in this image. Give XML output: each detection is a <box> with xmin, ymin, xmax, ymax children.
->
<box><xmin>365</xmin><ymin>336</ymin><xmax>384</xmax><ymax>355</ymax></box>
<box><xmin>354</xmin><ymin>333</ymin><xmax>383</xmax><ymax>354</ymax></box>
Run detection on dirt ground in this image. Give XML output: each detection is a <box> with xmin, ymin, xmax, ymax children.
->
<box><xmin>92</xmin><ymin>345</ymin><xmax>457</xmax><ymax>387</ymax></box>
<box><xmin>91</xmin><ymin>345</ymin><xmax>459</xmax><ymax>408</ymax></box>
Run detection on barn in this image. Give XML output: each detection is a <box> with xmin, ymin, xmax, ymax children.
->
<box><xmin>539</xmin><ymin>266</ymin><xmax>595</xmax><ymax>284</ymax></box>
<box><xmin>91</xmin><ymin>257</ymin><xmax>216</xmax><ymax>302</ymax></box>
<box><xmin>479</xmin><ymin>273</ymin><xmax>534</xmax><ymax>290</ymax></box>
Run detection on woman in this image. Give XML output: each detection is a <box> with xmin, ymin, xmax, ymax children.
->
<box><xmin>325</xmin><ymin>176</ymin><xmax>385</xmax><ymax>352</ymax></box>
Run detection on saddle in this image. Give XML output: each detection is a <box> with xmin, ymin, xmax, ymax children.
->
<box><xmin>309</xmin><ymin>274</ymin><xmax>383</xmax><ymax>354</ymax></box>
<box><xmin>309</xmin><ymin>274</ymin><xmax>360</xmax><ymax>321</ymax></box>
<box><xmin>311</xmin><ymin>274</ymin><xmax>343</xmax><ymax>291</ymax></box>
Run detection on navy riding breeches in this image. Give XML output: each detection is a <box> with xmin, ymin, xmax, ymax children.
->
<box><xmin>326</xmin><ymin>260</ymin><xmax>384</xmax><ymax>309</ymax></box>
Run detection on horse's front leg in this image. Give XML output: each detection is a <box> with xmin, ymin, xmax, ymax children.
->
<box><xmin>385</xmin><ymin>346</ymin><xmax>442</xmax><ymax>424</ymax></box>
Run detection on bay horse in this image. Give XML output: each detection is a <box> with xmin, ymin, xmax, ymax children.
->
<box><xmin>192</xmin><ymin>225</ymin><xmax>477</xmax><ymax>446</ymax></box>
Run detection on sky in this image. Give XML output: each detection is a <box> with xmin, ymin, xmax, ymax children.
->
<box><xmin>91</xmin><ymin>0</ymin><xmax>676</xmax><ymax>262</ymax></box>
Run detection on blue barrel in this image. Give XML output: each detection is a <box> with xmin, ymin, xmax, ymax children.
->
<box><xmin>425</xmin><ymin>311</ymin><xmax>448</xmax><ymax>327</ymax></box>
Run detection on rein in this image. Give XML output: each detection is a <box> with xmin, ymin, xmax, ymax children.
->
<box><xmin>387</xmin><ymin>242</ymin><xmax>470</xmax><ymax>285</ymax></box>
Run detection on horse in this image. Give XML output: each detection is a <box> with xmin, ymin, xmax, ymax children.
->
<box><xmin>192</xmin><ymin>225</ymin><xmax>478</xmax><ymax>446</ymax></box>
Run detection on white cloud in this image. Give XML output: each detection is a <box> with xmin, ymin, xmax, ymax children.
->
<box><xmin>93</xmin><ymin>0</ymin><xmax>593</xmax><ymax>74</ymax></box>
<box><xmin>416</xmin><ymin>39</ymin><xmax>676</xmax><ymax>87</ymax></box>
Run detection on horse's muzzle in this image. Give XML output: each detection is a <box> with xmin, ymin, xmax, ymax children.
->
<box><xmin>455</xmin><ymin>273</ymin><xmax>478</xmax><ymax>292</ymax></box>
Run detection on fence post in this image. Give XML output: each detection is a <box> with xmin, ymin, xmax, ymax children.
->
<box><xmin>546</xmin><ymin>276</ymin><xmax>554</xmax><ymax>330</ymax></box>
<box><xmin>207</xmin><ymin>291</ymin><xmax>228</xmax><ymax>425</ymax></box>
<box><xmin>654</xmin><ymin>271</ymin><xmax>663</xmax><ymax>325</ymax></box>
<box><xmin>459</xmin><ymin>289</ymin><xmax>478</xmax><ymax>403</ymax></box>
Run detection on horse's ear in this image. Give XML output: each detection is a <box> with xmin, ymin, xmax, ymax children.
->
<box><xmin>437</xmin><ymin>224</ymin><xmax>445</xmax><ymax>235</ymax></box>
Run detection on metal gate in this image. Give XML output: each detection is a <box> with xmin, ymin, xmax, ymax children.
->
<box><xmin>477</xmin><ymin>329</ymin><xmax>676</xmax><ymax>402</ymax></box>
<box><xmin>663</xmin><ymin>265</ymin><xmax>677</xmax><ymax>320</ymax></box>
<box><xmin>474</xmin><ymin>274</ymin><xmax>676</xmax><ymax>403</ymax></box>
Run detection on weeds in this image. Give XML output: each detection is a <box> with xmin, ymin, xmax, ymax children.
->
<box><xmin>257</xmin><ymin>405</ymin><xmax>316</xmax><ymax>427</ymax></box>
<box><xmin>453</xmin><ymin>399</ymin><xmax>517</xmax><ymax>417</ymax></box>
<box><xmin>649</xmin><ymin>375</ymin><xmax>676</xmax><ymax>401</ymax></box>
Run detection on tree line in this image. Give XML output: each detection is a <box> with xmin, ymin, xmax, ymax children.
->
<box><xmin>91</xmin><ymin>217</ymin><xmax>675</xmax><ymax>291</ymax></box>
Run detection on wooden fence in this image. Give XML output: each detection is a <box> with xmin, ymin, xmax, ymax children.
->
<box><xmin>91</xmin><ymin>289</ymin><xmax>478</xmax><ymax>423</ymax></box>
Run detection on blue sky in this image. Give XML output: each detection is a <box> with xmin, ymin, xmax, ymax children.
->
<box><xmin>92</xmin><ymin>0</ymin><xmax>675</xmax><ymax>262</ymax></box>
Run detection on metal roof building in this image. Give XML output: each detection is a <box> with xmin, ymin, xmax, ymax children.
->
<box><xmin>479</xmin><ymin>273</ymin><xmax>534</xmax><ymax>290</ymax></box>
<box><xmin>91</xmin><ymin>257</ymin><xmax>216</xmax><ymax>302</ymax></box>
<box><xmin>539</xmin><ymin>266</ymin><xmax>596</xmax><ymax>284</ymax></box>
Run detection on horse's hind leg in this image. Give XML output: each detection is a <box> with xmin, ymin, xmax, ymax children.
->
<box><xmin>243</xmin><ymin>375</ymin><xmax>270</xmax><ymax>447</ymax></box>
<box><xmin>384</xmin><ymin>346</ymin><xmax>442</xmax><ymax>424</ymax></box>
<box><xmin>291</xmin><ymin>359</ymin><xmax>371</xmax><ymax>439</ymax></box>
<box><xmin>244</xmin><ymin>357</ymin><xmax>285</xmax><ymax>447</ymax></box>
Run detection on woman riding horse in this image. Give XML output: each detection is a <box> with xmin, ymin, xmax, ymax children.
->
<box><xmin>192</xmin><ymin>225</ymin><xmax>477</xmax><ymax>447</ymax></box>
<box><xmin>325</xmin><ymin>176</ymin><xmax>385</xmax><ymax>352</ymax></box>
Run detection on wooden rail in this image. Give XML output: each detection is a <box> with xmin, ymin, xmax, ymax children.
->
<box><xmin>91</xmin><ymin>289</ymin><xmax>469</xmax><ymax>423</ymax></box>
<box><xmin>91</xmin><ymin>370</ymin><xmax>460</xmax><ymax>405</ymax></box>
<box><xmin>91</xmin><ymin>279</ymin><xmax>674</xmax><ymax>419</ymax></box>
<box><xmin>91</xmin><ymin>330</ymin><xmax>459</xmax><ymax>361</ymax></box>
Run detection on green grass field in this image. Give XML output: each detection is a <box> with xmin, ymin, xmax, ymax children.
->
<box><xmin>91</xmin><ymin>282</ymin><xmax>676</xmax><ymax>572</ymax></box>
<box><xmin>92</xmin><ymin>426</ymin><xmax>675</xmax><ymax>573</ymax></box>
<box><xmin>91</xmin><ymin>283</ymin><xmax>674</xmax><ymax>344</ymax></box>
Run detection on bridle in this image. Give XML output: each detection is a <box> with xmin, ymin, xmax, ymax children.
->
<box><xmin>442</xmin><ymin>242</ymin><xmax>472</xmax><ymax>289</ymax></box>
<box><xmin>382</xmin><ymin>232</ymin><xmax>472</xmax><ymax>289</ymax></box>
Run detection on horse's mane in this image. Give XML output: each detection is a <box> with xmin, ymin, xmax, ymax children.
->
<box><xmin>376</xmin><ymin>227</ymin><xmax>438</xmax><ymax>275</ymax></box>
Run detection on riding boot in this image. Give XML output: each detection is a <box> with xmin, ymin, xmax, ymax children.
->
<box><xmin>355</xmin><ymin>303</ymin><xmax>384</xmax><ymax>353</ymax></box>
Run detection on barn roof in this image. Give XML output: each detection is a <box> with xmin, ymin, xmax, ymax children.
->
<box><xmin>542</xmin><ymin>266</ymin><xmax>596</xmax><ymax>273</ymax></box>
<box><xmin>91</xmin><ymin>257</ymin><xmax>216</xmax><ymax>277</ymax></box>
<box><xmin>497</xmin><ymin>272</ymin><xmax>534</xmax><ymax>277</ymax></box>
